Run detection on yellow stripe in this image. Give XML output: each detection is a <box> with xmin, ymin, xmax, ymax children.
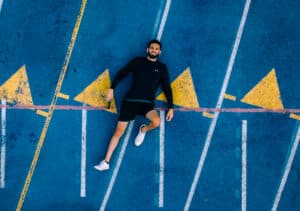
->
<box><xmin>36</xmin><ymin>110</ymin><xmax>48</xmax><ymax>117</ymax></box>
<box><xmin>202</xmin><ymin>112</ymin><xmax>214</xmax><ymax>118</ymax></box>
<box><xmin>16</xmin><ymin>1</ymin><xmax>87</xmax><ymax>210</ymax></box>
<box><xmin>224</xmin><ymin>93</ymin><xmax>236</xmax><ymax>101</ymax></box>
<box><xmin>290</xmin><ymin>113</ymin><xmax>300</xmax><ymax>121</ymax></box>
<box><xmin>57</xmin><ymin>92</ymin><xmax>70</xmax><ymax>100</ymax></box>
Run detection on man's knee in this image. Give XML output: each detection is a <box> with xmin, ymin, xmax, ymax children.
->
<box><xmin>151</xmin><ymin>117</ymin><xmax>161</xmax><ymax>128</ymax></box>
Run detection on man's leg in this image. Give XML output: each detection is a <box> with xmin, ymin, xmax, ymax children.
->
<box><xmin>135</xmin><ymin>110</ymin><xmax>160</xmax><ymax>146</ymax></box>
<box><xmin>104</xmin><ymin>121</ymin><xmax>129</xmax><ymax>162</ymax></box>
<box><xmin>94</xmin><ymin>121</ymin><xmax>128</xmax><ymax>171</ymax></box>
<box><xmin>143</xmin><ymin>110</ymin><xmax>161</xmax><ymax>132</ymax></box>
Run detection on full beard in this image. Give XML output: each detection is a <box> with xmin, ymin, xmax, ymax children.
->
<box><xmin>147</xmin><ymin>52</ymin><xmax>159</xmax><ymax>59</ymax></box>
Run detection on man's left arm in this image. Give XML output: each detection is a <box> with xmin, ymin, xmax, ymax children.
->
<box><xmin>161</xmin><ymin>65</ymin><xmax>174</xmax><ymax>121</ymax></box>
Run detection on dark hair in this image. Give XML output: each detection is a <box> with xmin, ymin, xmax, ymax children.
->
<box><xmin>147</xmin><ymin>39</ymin><xmax>162</xmax><ymax>49</ymax></box>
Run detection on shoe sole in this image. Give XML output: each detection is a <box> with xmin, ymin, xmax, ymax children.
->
<box><xmin>135</xmin><ymin>136</ymin><xmax>145</xmax><ymax>146</ymax></box>
<box><xmin>135</xmin><ymin>125</ymin><xmax>146</xmax><ymax>146</ymax></box>
<box><xmin>94</xmin><ymin>165</ymin><xmax>109</xmax><ymax>171</ymax></box>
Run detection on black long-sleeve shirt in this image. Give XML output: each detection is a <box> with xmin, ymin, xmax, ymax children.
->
<box><xmin>111</xmin><ymin>57</ymin><xmax>173</xmax><ymax>108</ymax></box>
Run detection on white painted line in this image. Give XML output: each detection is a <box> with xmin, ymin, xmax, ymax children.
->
<box><xmin>272</xmin><ymin>124</ymin><xmax>300</xmax><ymax>211</ymax></box>
<box><xmin>242</xmin><ymin>120</ymin><xmax>247</xmax><ymax>211</ymax></box>
<box><xmin>154</xmin><ymin>0</ymin><xmax>172</xmax><ymax>206</ymax></box>
<box><xmin>184</xmin><ymin>1</ymin><xmax>251</xmax><ymax>210</ymax></box>
<box><xmin>159</xmin><ymin>111</ymin><xmax>165</xmax><ymax>207</ymax></box>
<box><xmin>152</xmin><ymin>0</ymin><xmax>165</xmax><ymax>38</ymax></box>
<box><xmin>156</xmin><ymin>0</ymin><xmax>172</xmax><ymax>41</ymax></box>
<box><xmin>99</xmin><ymin>120</ymin><xmax>134</xmax><ymax>211</ymax></box>
<box><xmin>80</xmin><ymin>106</ymin><xmax>87</xmax><ymax>197</ymax></box>
<box><xmin>151</xmin><ymin>0</ymin><xmax>173</xmax><ymax>207</ymax></box>
<box><xmin>1</xmin><ymin>99</ymin><xmax>6</xmax><ymax>188</ymax></box>
<box><xmin>0</xmin><ymin>0</ymin><xmax>3</xmax><ymax>13</ymax></box>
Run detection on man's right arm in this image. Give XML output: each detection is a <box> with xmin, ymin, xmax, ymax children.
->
<box><xmin>106</xmin><ymin>58</ymin><xmax>137</xmax><ymax>101</ymax></box>
<box><xmin>110</xmin><ymin>58</ymin><xmax>137</xmax><ymax>89</ymax></box>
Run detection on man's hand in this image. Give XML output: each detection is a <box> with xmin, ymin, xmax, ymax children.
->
<box><xmin>166</xmin><ymin>108</ymin><xmax>174</xmax><ymax>122</ymax></box>
<box><xmin>106</xmin><ymin>88</ymin><xmax>114</xmax><ymax>102</ymax></box>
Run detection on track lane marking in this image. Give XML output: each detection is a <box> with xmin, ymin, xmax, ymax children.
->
<box><xmin>16</xmin><ymin>1</ymin><xmax>87</xmax><ymax>210</ymax></box>
<box><xmin>242</xmin><ymin>120</ymin><xmax>247</xmax><ymax>211</ymax></box>
<box><xmin>272</xmin><ymin>123</ymin><xmax>300</xmax><ymax>211</ymax></box>
<box><xmin>184</xmin><ymin>1</ymin><xmax>252</xmax><ymax>210</ymax></box>
<box><xmin>99</xmin><ymin>121</ymin><xmax>135</xmax><ymax>211</ymax></box>
<box><xmin>0</xmin><ymin>99</ymin><xmax>6</xmax><ymax>188</ymax></box>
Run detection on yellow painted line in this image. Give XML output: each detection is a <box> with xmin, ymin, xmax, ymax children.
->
<box><xmin>290</xmin><ymin>113</ymin><xmax>300</xmax><ymax>121</ymax></box>
<box><xmin>16</xmin><ymin>1</ymin><xmax>87</xmax><ymax>210</ymax></box>
<box><xmin>57</xmin><ymin>92</ymin><xmax>70</xmax><ymax>100</ymax></box>
<box><xmin>36</xmin><ymin>110</ymin><xmax>48</xmax><ymax>117</ymax></box>
<box><xmin>202</xmin><ymin>112</ymin><xmax>214</xmax><ymax>119</ymax></box>
<box><xmin>224</xmin><ymin>93</ymin><xmax>236</xmax><ymax>101</ymax></box>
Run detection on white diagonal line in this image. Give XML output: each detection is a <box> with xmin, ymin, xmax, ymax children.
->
<box><xmin>0</xmin><ymin>0</ymin><xmax>3</xmax><ymax>12</ymax></box>
<box><xmin>184</xmin><ymin>1</ymin><xmax>251</xmax><ymax>210</ymax></box>
<box><xmin>156</xmin><ymin>0</ymin><xmax>172</xmax><ymax>41</ymax></box>
<box><xmin>99</xmin><ymin>121</ymin><xmax>135</xmax><ymax>211</ymax></box>
<box><xmin>272</xmin><ymin>123</ymin><xmax>300</xmax><ymax>211</ymax></box>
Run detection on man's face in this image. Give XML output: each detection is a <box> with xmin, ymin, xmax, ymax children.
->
<box><xmin>147</xmin><ymin>43</ymin><xmax>161</xmax><ymax>59</ymax></box>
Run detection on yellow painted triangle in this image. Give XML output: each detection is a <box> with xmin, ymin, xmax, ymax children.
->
<box><xmin>157</xmin><ymin>67</ymin><xmax>199</xmax><ymax>108</ymax></box>
<box><xmin>0</xmin><ymin>65</ymin><xmax>33</xmax><ymax>105</ymax></box>
<box><xmin>241</xmin><ymin>69</ymin><xmax>284</xmax><ymax>109</ymax></box>
<box><xmin>74</xmin><ymin>69</ymin><xmax>117</xmax><ymax>113</ymax></box>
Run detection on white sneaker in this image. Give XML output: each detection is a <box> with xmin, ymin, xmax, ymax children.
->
<box><xmin>94</xmin><ymin>160</ymin><xmax>110</xmax><ymax>171</ymax></box>
<box><xmin>135</xmin><ymin>124</ymin><xmax>146</xmax><ymax>146</ymax></box>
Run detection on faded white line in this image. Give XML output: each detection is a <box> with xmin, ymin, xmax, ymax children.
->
<box><xmin>184</xmin><ymin>1</ymin><xmax>251</xmax><ymax>210</ymax></box>
<box><xmin>0</xmin><ymin>0</ymin><xmax>3</xmax><ymax>13</ymax></box>
<box><xmin>152</xmin><ymin>0</ymin><xmax>165</xmax><ymax>38</ymax></box>
<box><xmin>272</xmin><ymin>123</ymin><xmax>300</xmax><ymax>211</ymax></box>
<box><xmin>99</xmin><ymin>120</ymin><xmax>134</xmax><ymax>211</ymax></box>
<box><xmin>156</xmin><ymin>0</ymin><xmax>172</xmax><ymax>41</ymax></box>
<box><xmin>242</xmin><ymin>120</ymin><xmax>247</xmax><ymax>211</ymax></box>
<box><xmin>80</xmin><ymin>106</ymin><xmax>87</xmax><ymax>197</ymax></box>
<box><xmin>1</xmin><ymin>99</ymin><xmax>6</xmax><ymax>188</ymax></box>
<box><xmin>159</xmin><ymin>111</ymin><xmax>165</xmax><ymax>207</ymax></box>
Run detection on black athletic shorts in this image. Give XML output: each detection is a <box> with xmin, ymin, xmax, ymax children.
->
<box><xmin>119</xmin><ymin>99</ymin><xmax>154</xmax><ymax>122</ymax></box>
